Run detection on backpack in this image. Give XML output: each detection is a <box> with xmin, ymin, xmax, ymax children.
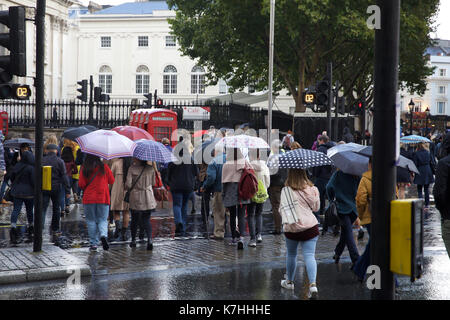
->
<box><xmin>238</xmin><ymin>165</ymin><xmax>258</xmax><ymax>201</ymax></box>
<box><xmin>251</xmin><ymin>179</ymin><xmax>269</xmax><ymax>204</ymax></box>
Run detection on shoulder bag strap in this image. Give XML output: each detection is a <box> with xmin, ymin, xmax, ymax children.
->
<box><xmin>129</xmin><ymin>166</ymin><xmax>146</xmax><ymax>193</ymax></box>
<box><xmin>85</xmin><ymin>171</ymin><xmax>99</xmax><ymax>189</ymax></box>
<box><xmin>295</xmin><ymin>189</ymin><xmax>314</xmax><ymax>211</ymax></box>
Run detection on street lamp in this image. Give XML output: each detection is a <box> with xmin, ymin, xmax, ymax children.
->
<box><xmin>425</xmin><ymin>107</ymin><xmax>430</xmax><ymax>135</ymax></box>
<box><xmin>408</xmin><ymin>99</ymin><xmax>415</xmax><ymax>135</ymax></box>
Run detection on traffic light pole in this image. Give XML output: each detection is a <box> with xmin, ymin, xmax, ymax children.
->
<box><xmin>326</xmin><ymin>62</ymin><xmax>332</xmax><ymax>139</ymax></box>
<box><xmin>334</xmin><ymin>80</ymin><xmax>339</xmax><ymax>141</ymax></box>
<box><xmin>89</xmin><ymin>75</ymin><xmax>94</xmax><ymax>125</ymax></box>
<box><xmin>33</xmin><ymin>0</ymin><xmax>46</xmax><ymax>252</ymax></box>
<box><xmin>371</xmin><ymin>0</ymin><xmax>400</xmax><ymax>300</ymax></box>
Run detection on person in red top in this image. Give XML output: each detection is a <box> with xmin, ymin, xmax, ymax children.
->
<box><xmin>78</xmin><ymin>154</ymin><xmax>114</xmax><ymax>252</ymax></box>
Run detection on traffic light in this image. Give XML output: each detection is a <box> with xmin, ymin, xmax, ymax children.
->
<box><xmin>337</xmin><ymin>96</ymin><xmax>346</xmax><ymax>115</ymax></box>
<box><xmin>0</xmin><ymin>81</ymin><xmax>31</xmax><ymax>100</ymax></box>
<box><xmin>94</xmin><ymin>86</ymin><xmax>109</xmax><ymax>102</ymax></box>
<box><xmin>156</xmin><ymin>98</ymin><xmax>163</xmax><ymax>107</ymax></box>
<box><xmin>77</xmin><ymin>80</ymin><xmax>88</xmax><ymax>102</ymax></box>
<box><xmin>0</xmin><ymin>6</ymin><xmax>27</xmax><ymax>76</ymax></box>
<box><xmin>315</xmin><ymin>79</ymin><xmax>329</xmax><ymax>113</ymax></box>
<box><xmin>144</xmin><ymin>93</ymin><xmax>152</xmax><ymax>107</ymax></box>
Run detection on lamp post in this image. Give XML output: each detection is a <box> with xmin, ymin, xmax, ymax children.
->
<box><xmin>408</xmin><ymin>99</ymin><xmax>415</xmax><ymax>135</ymax></box>
<box><xmin>425</xmin><ymin>107</ymin><xmax>430</xmax><ymax>136</ymax></box>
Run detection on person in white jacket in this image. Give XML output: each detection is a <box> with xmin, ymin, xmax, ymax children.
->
<box><xmin>247</xmin><ymin>149</ymin><xmax>270</xmax><ymax>247</ymax></box>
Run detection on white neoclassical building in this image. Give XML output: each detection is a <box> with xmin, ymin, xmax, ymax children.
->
<box><xmin>65</xmin><ymin>0</ymin><xmax>295</xmax><ymax>113</ymax></box>
<box><xmin>0</xmin><ymin>0</ymin><xmax>74</xmax><ymax>100</ymax></box>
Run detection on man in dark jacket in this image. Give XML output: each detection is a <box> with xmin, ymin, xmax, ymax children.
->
<box><xmin>342</xmin><ymin>127</ymin><xmax>354</xmax><ymax>143</ymax></box>
<box><xmin>167</xmin><ymin>144</ymin><xmax>199</xmax><ymax>236</ymax></box>
<box><xmin>9</xmin><ymin>150</ymin><xmax>35</xmax><ymax>244</ymax></box>
<box><xmin>42</xmin><ymin>144</ymin><xmax>70</xmax><ymax>238</ymax></box>
<box><xmin>312</xmin><ymin>135</ymin><xmax>334</xmax><ymax>231</ymax></box>
<box><xmin>434</xmin><ymin>132</ymin><xmax>450</xmax><ymax>258</ymax></box>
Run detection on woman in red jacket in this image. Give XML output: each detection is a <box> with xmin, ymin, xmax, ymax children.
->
<box><xmin>79</xmin><ymin>154</ymin><xmax>115</xmax><ymax>252</ymax></box>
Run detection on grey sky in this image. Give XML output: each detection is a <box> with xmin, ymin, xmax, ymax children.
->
<box><xmin>80</xmin><ymin>0</ymin><xmax>450</xmax><ymax>40</ymax></box>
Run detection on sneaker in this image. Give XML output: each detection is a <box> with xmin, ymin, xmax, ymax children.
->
<box><xmin>308</xmin><ymin>284</ymin><xmax>318</xmax><ymax>299</ymax></box>
<box><xmin>100</xmin><ymin>236</ymin><xmax>109</xmax><ymax>251</ymax></box>
<box><xmin>89</xmin><ymin>245</ymin><xmax>98</xmax><ymax>252</ymax></box>
<box><xmin>65</xmin><ymin>205</ymin><xmax>70</xmax><ymax>214</ymax></box>
<box><xmin>281</xmin><ymin>279</ymin><xmax>294</xmax><ymax>290</ymax></box>
<box><xmin>147</xmin><ymin>242</ymin><xmax>153</xmax><ymax>251</ymax></box>
<box><xmin>248</xmin><ymin>239</ymin><xmax>256</xmax><ymax>247</ymax></box>
<box><xmin>256</xmin><ymin>233</ymin><xmax>262</xmax><ymax>243</ymax></box>
<box><xmin>130</xmin><ymin>240</ymin><xmax>137</xmax><ymax>248</ymax></box>
<box><xmin>237</xmin><ymin>238</ymin><xmax>244</xmax><ymax>250</ymax></box>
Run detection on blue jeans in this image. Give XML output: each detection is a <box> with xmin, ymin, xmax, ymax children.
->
<box><xmin>11</xmin><ymin>197</ymin><xmax>34</xmax><ymax>227</ymax></box>
<box><xmin>84</xmin><ymin>203</ymin><xmax>109</xmax><ymax>246</ymax></box>
<box><xmin>285</xmin><ymin>236</ymin><xmax>318</xmax><ymax>284</ymax></box>
<box><xmin>172</xmin><ymin>192</ymin><xmax>193</xmax><ymax>233</ymax></box>
<box><xmin>335</xmin><ymin>212</ymin><xmax>360</xmax><ymax>263</ymax></box>
<box><xmin>353</xmin><ymin>224</ymin><xmax>371</xmax><ymax>280</ymax></box>
<box><xmin>43</xmin><ymin>187</ymin><xmax>62</xmax><ymax>233</ymax></box>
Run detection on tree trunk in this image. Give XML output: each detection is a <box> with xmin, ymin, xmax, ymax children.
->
<box><xmin>295</xmin><ymin>58</ymin><xmax>307</xmax><ymax>112</ymax></box>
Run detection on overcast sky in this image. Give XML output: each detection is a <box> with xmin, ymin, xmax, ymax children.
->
<box><xmin>80</xmin><ymin>0</ymin><xmax>450</xmax><ymax>40</ymax></box>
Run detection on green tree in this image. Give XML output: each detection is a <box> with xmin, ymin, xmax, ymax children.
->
<box><xmin>167</xmin><ymin>0</ymin><xmax>439</xmax><ymax>112</ymax></box>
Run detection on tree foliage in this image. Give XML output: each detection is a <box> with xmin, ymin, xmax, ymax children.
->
<box><xmin>167</xmin><ymin>0</ymin><xmax>439</xmax><ymax>112</ymax></box>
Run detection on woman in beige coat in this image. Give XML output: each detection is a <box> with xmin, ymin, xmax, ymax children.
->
<box><xmin>109</xmin><ymin>157</ymin><xmax>131</xmax><ymax>241</ymax></box>
<box><xmin>125</xmin><ymin>158</ymin><xmax>157</xmax><ymax>250</ymax></box>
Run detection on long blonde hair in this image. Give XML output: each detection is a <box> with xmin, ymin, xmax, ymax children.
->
<box><xmin>44</xmin><ymin>135</ymin><xmax>58</xmax><ymax>151</ymax></box>
<box><xmin>285</xmin><ymin>169</ymin><xmax>314</xmax><ymax>190</ymax></box>
<box><xmin>418</xmin><ymin>142</ymin><xmax>429</xmax><ymax>151</ymax></box>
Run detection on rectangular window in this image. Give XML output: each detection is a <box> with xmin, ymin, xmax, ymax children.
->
<box><xmin>163</xmin><ymin>75</ymin><xmax>177</xmax><ymax>94</ymax></box>
<box><xmin>136</xmin><ymin>74</ymin><xmax>150</xmax><ymax>94</ymax></box>
<box><xmin>165</xmin><ymin>35</ymin><xmax>176</xmax><ymax>47</ymax></box>
<box><xmin>437</xmin><ymin>101</ymin><xmax>446</xmax><ymax>114</ymax></box>
<box><xmin>99</xmin><ymin>74</ymin><xmax>112</xmax><ymax>94</ymax></box>
<box><xmin>439</xmin><ymin>69</ymin><xmax>447</xmax><ymax>77</ymax></box>
<box><xmin>155</xmin><ymin>126</ymin><xmax>172</xmax><ymax>142</ymax></box>
<box><xmin>101</xmin><ymin>36</ymin><xmax>111</xmax><ymax>48</ymax></box>
<box><xmin>138</xmin><ymin>36</ymin><xmax>148</xmax><ymax>47</ymax></box>
<box><xmin>439</xmin><ymin>85</ymin><xmax>446</xmax><ymax>94</ymax></box>
<box><xmin>191</xmin><ymin>75</ymin><xmax>198</xmax><ymax>94</ymax></box>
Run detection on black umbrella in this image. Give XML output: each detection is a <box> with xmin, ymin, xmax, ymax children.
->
<box><xmin>355</xmin><ymin>146</ymin><xmax>419</xmax><ymax>174</ymax></box>
<box><xmin>3</xmin><ymin>138</ymin><xmax>35</xmax><ymax>149</ymax></box>
<box><xmin>62</xmin><ymin>125</ymin><xmax>98</xmax><ymax>141</ymax></box>
<box><xmin>267</xmin><ymin>148</ymin><xmax>333</xmax><ymax>169</ymax></box>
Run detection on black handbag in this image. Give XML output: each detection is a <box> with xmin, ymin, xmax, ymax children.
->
<box><xmin>124</xmin><ymin>166</ymin><xmax>145</xmax><ymax>203</ymax></box>
<box><xmin>3</xmin><ymin>169</ymin><xmax>26</xmax><ymax>202</ymax></box>
<box><xmin>325</xmin><ymin>200</ymin><xmax>339</xmax><ymax>227</ymax></box>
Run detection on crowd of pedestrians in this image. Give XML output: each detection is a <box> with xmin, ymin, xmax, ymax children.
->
<box><xmin>0</xmin><ymin>126</ymin><xmax>448</xmax><ymax>300</ymax></box>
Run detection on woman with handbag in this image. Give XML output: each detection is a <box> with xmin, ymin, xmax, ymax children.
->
<box><xmin>413</xmin><ymin>142</ymin><xmax>435</xmax><ymax>211</ymax></box>
<box><xmin>79</xmin><ymin>154</ymin><xmax>115</xmax><ymax>252</ymax></box>
<box><xmin>109</xmin><ymin>157</ymin><xmax>132</xmax><ymax>241</ymax></box>
<box><xmin>279</xmin><ymin>168</ymin><xmax>320</xmax><ymax>299</ymax></box>
<box><xmin>125</xmin><ymin>159</ymin><xmax>157</xmax><ymax>250</ymax></box>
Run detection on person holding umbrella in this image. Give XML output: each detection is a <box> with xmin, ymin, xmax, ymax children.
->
<box><xmin>326</xmin><ymin>167</ymin><xmax>361</xmax><ymax>268</ymax></box>
<box><xmin>413</xmin><ymin>142</ymin><xmax>435</xmax><ymax>211</ymax></box>
<box><xmin>78</xmin><ymin>154</ymin><xmax>115</xmax><ymax>252</ymax></box>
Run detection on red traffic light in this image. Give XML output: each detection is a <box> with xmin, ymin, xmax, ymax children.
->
<box><xmin>358</xmin><ymin>102</ymin><xmax>362</xmax><ymax>108</ymax></box>
<box><xmin>156</xmin><ymin>98</ymin><xmax>163</xmax><ymax>106</ymax></box>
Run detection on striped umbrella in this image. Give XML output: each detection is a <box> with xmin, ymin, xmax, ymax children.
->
<box><xmin>76</xmin><ymin>130</ymin><xmax>136</xmax><ymax>160</ymax></box>
<box><xmin>133</xmin><ymin>139</ymin><xmax>177</xmax><ymax>163</ymax></box>
<box><xmin>400</xmin><ymin>135</ymin><xmax>431</xmax><ymax>144</ymax></box>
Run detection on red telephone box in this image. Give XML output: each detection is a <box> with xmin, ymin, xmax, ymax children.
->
<box><xmin>0</xmin><ymin>111</ymin><xmax>8</xmax><ymax>136</ymax></box>
<box><xmin>129</xmin><ymin>109</ymin><xmax>177</xmax><ymax>147</ymax></box>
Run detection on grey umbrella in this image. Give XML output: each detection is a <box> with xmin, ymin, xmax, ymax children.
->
<box><xmin>3</xmin><ymin>138</ymin><xmax>35</xmax><ymax>149</ymax></box>
<box><xmin>327</xmin><ymin>143</ymin><xmax>369</xmax><ymax>176</ymax></box>
<box><xmin>355</xmin><ymin>146</ymin><xmax>419</xmax><ymax>174</ymax></box>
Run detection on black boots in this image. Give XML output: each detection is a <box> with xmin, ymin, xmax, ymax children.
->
<box><xmin>10</xmin><ymin>227</ymin><xmax>18</xmax><ymax>244</ymax></box>
<box><xmin>113</xmin><ymin>220</ymin><xmax>121</xmax><ymax>240</ymax></box>
<box><xmin>24</xmin><ymin>225</ymin><xmax>34</xmax><ymax>243</ymax></box>
<box><xmin>121</xmin><ymin>227</ymin><xmax>128</xmax><ymax>241</ymax></box>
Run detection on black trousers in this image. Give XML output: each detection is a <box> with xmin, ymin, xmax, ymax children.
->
<box><xmin>43</xmin><ymin>188</ymin><xmax>61</xmax><ymax>233</ymax></box>
<box><xmin>130</xmin><ymin>210</ymin><xmax>153</xmax><ymax>242</ymax></box>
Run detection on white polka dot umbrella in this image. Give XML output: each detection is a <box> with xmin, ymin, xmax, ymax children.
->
<box><xmin>267</xmin><ymin>148</ymin><xmax>334</xmax><ymax>169</ymax></box>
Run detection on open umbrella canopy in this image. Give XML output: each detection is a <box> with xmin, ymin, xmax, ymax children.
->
<box><xmin>327</xmin><ymin>143</ymin><xmax>368</xmax><ymax>176</ymax></box>
<box><xmin>3</xmin><ymin>138</ymin><xmax>35</xmax><ymax>149</ymax></box>
<box><xmin>267</xmin><ymin>148</ymin><xmax>333</xmax><ymax>169</ymax></box>
<box><xmin>75</xmin><ymin>130</ymin><xmax>136</xmax><ymax>160</ymax></box>
<box><xmin>62</xmin><ymin>125</ymin><xmax>98</xmax><ymax>141</ymax></box>
<box><xmin>192</xmin><ymin>130</ymin><xmax>209</xmax><ymax>138</ymax></box>
<box><xmin>400</xmin><ymin>135</ymin><xmax>431</xmax><ymax>144</ymax></box>
<box><xmin>218</xmin><ymin>135</ymin><xmax>269</xmax><ymax>149</ymax></box>
<box><xmin>111</xmin><ymin>126</ymin><xmax>155</xmax><ymax>141</ymax></box>
<box><xmin>133</xmin><ymin>139</ymin><xmax>177</xmax><ymax>163</ymax></box>
<box><xmin>355</xmin><ymin>146</ymin><xmax>419</xmax><ymax>174</ymax></box>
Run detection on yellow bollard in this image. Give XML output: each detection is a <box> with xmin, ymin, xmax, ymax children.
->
<box><xmin>42</xmin><ymin>166</ymin><xmax>52</xmax><ymax>191</ymax></box>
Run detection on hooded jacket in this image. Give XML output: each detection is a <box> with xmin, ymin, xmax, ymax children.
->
<box><xmin>43</xmin><ymin>152</ymin><xmax>70</xmax><ymax>192</ymax></box>
<box><xmin>326</xmin><ymin>170</ymin><xmax>360</xmax><ymax>215</ymax></box>
<box><xmin>313</xmin><ymin>141</ymin><xmax>334</xmax><ymax>180</ymax></box>
<box><xmin>356</xmin><ymin>170</ymin><xmax>372</xmax><ymax>225</ymax></box>
<box><xmin>433</xmin><ymin>132</ymin><xmax>450</xmax><ymax>220</ymax></box>
<box><xmin>10</xmin><ymin>151</ymin><xmax>35</xmax><ymax>198</ymax></box>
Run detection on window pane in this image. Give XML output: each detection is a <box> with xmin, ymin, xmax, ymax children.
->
<box><xmin>106</xmin><ymin>75</ymin><xmax>112</xmax><ymax>94</ymax></box>
<box><xmin>165</xmin><ymin>36</ymin><xmax>176</xmax><ymax>47</ymax></box>
<box><xmin>163</xmin><ymin>75</ymin><xmax>170</xmax><ymax>94</ymax></box>
<box><xmin>191</xmin><ymin>74</ymin><xmax>197</xmax><ymax>94</ymax></box>
<box><xmin>138</xmin><ymin>36</ymin><xmax>148</xmax><ymax>47</ymax></box>
<box><xmin>199</xmin><ymin>74</ymin><xmax>205</xmax><ymax>94</ymax></box>
<box><xmin>101</xmin><ymin>36</ymin><xmax>111</xmax><ymax>48</ymax></box>
<box><xmin>143</xmin><ymin>74</ymin><xmax>150</xmax><ymax>93</ymax></box>
<box><xmin>171</xmin><ymin>75</ymin><xmax>177</xmax><ymax>94</ymax></box>
<box><xmin>136</xmin><ymin>74</ymin><xmax>142</xmax><ymax>94</ymax></box>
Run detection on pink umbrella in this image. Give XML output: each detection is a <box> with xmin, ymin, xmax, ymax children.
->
<box><xmin>192</xmin><ymin>130</ymin><xmax>209</xmax><ymax>138</ymax></box>
<box><xmin>111</xmin><ymin>126</ymin><xmax>155</xmax><ymax>141</ymax></box>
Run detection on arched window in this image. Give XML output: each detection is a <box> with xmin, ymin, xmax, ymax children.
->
<box><xmin>99</xmin><ymin>65</ymin><xmax>112</xmax><ymax>94</ymax></box>
<box><xmin>136</xmin><ymin>65</ymin><xmax>150</xmax><ymax>94</ymax></box>
<box><xmin>163</xmin><ymin>65</ymin><xmax>177</xmax><ymax>94</ymax></box>
<box><xmin>191</xmin><ymin>65</ymin><xmax>205</xmax><ymax>94</ymax></box>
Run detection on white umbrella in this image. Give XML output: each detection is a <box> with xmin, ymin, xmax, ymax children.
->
<box><xmin>218</xmin><ymin>135</ymin><xmax>270</xmax><ymax>149</ymax></box>
<box><xmin>76</xmin><ymin>129</ymin><xmax>137</xmax><ymax>160</ymax></box>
